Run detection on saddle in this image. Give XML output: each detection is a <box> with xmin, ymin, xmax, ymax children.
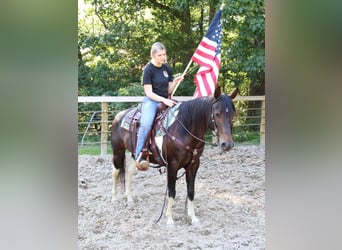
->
<box><xmin>120</xmin><ymin>101</ymin><xmax>179</xmax><ymax>167</ymax></box>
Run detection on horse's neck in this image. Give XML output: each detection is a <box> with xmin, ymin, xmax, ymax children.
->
<box><xmin>180</xmin><ymin>98</ymin><xmax>212</xmax><ymax>137</ymax></box>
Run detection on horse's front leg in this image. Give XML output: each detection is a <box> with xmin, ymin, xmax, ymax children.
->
<box><xmin>186</xmin><ymin>162</ymin><xmax>200</xmax><ymax>224</ymax></box>
<box><xmin>166</xmin><ymin>166</ymin><xmax>178</xmax><ymax>225</ymax></box>
<box><xmin>187</xmin><ymin>198</ymin><xmax>199</xmax><ymax>224</ymax></box>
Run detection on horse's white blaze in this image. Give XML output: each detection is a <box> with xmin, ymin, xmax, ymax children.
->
<box><xmin>112</xmin><ymin>165</ymin><xmax>120</xmax><ymax>202</ymax></box>
<box><xmin>166</xmin><ymin>197</ymin><xmax>175</xmax><ymax>225</ymax></box>
<box><xmin>125</xmin><ymin>159</ymin><xmax>136</xmax><ymax>203</ymax></box>
<box><xmin>187</xmin><ymin>199</ymin><xmax>199</xmax><ymax>224</ymax></box>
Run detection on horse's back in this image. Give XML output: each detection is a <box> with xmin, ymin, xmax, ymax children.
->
<box><xmin>111</xmin><ymin>107</ymin><xmax>135</xmax><ymax>153</ymax></box>
<box><xmin>112</xmin><ymin>108</ymin><xmax>133</xmax><ymax>128</ymax></box>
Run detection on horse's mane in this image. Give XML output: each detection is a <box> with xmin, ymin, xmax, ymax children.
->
<box><xmin>176</xmin><ymin>97</ymin><xmax>213</xmax><ymax>134</ymax></box>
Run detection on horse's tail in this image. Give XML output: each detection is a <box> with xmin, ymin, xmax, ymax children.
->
<box><xmin>118</xmin><ymin>164</ymin><xmax>126</xmax><ymax>190</ymax></box>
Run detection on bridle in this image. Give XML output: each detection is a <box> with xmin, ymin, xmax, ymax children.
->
<box><xmin>209</xmin><ymin>94</ymin><xmax>223</xmax><ymax>142</ymax></box>
<box><xmin>168</xmin><ymin>96</ymin><xmax>226</xmax><ymax>146</ymax></box>
<box><xmin>210</xmin><ymin>94</ymin><xmax>234</xmax><ymax>136</ymax></box>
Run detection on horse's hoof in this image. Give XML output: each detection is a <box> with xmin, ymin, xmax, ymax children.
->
<box><xmin>166</xmin><ymin>219</ymin><xmax>175</xmax><ymax>226</ymax></box>
<box><xmin>191</xmin><ymin>216</ymin><xmax>200</xmax><ymax>225</ymax></box>
<box><xmin>127</xmin><ymin>196</ymin><xmax>135</xmax><ymax>204</ymax></box>
<box><xmin>112</xmin><ymin>196</ymin><xmax>118</xmax><ymax>203</ymax></box>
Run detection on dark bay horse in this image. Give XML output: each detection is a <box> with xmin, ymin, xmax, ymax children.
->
<box><xmin>111</xmin><ymin>87</ymin><xmax>238</xmax><ymax>225</ymax></box>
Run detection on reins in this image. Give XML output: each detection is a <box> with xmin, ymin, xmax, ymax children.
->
<box><xmin>154</xmin><ymin>168</ymin><xmax>188</xmax><ymax>225</ymax></box>
<box><xmin>154</xmin><ymin>184</ymin><xmax>168</xmax><ymax>224</ymax></box>
<box><xmin>154</xmin><ymin>149</ymin><xmax>186</xmax><ymax>225</ymax></box>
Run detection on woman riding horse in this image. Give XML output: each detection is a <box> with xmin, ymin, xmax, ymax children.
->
<box><xmin>135</xmin><ymin>42</ymin><xmax>184</xmax><ymax>170</ymax></box>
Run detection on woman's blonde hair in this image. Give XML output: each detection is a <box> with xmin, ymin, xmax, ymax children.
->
<box><xmin>150</xmin><ymin>42</ymin><xmax>166</xmax><ymax>57</ymax></box>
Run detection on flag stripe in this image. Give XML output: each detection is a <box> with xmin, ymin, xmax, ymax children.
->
<box><xmin>192</xmin><ymin>38</ymin><xmax>217</xmax><ymax>57</ymax></box>
<box><xmin>196</xmin><ymin>55</ymin><xmax>220</xmax><ymax>75</ymax></box>
<box><xmin>192</xmin><ymin>50</ymin><xmax>215</xmax><ymax>64</ymax></box>
<box><xmin>195</xmin><ymin>42</ymin><xmax>217</xmax><ymax>56</ymax></box>
<box><xmin>194</xmin><ymin>38</ymin><xmax>217</xmax><ymax>54</ymax></box>
<box><xmin>193</xmin><ymin>55</ymin><xmax>221</xmax><ymax>98</ymax></box>
<box><xmin>192</xmin><ymin>38</ymin><xmax>217</xmax><ymax>65</ymax></box>
<box><xmin>195</xmin><ymin>70</ymin><xmax>216</xmax><ymax>97</ymax></box>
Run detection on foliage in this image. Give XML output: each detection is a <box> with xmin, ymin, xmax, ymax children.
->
<box><xmin>78</xmin><ymin>0</ymin><xmax>264</xmax><ymax>97</ymax></box>
<box><xmin>78</xmin><ymin>0</ymin><xmax>265</xmax><ymax>143</ymax></box>
<box><xmin>220</xmin><ymin>0</ymin><xmax>265</xmax><ymax>95</ymax></box>
<box><xmin>233</xmin><ymin>129</ymin><xmax>260</xmax><ymax>144</ymax></box>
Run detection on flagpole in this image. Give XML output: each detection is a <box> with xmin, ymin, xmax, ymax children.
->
<box><xmin>171</xmin><ymin>59</ymin><xmax>193</xmax><ymax>96</ymax></box>
<box><xmin>181</xmin><ymin>58</ymin><xmax>193</xmax><ymax>77</ymax></box>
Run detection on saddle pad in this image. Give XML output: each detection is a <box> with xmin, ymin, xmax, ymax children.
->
<box><xmin>155</xmin><ymin>102</ymin><xmax>181</xmax><ymax>137</ymax></box>
<box><xmin>120</xmin><ymin>108</ymin><xmax>140</xmax><ymax>131</ymax></box>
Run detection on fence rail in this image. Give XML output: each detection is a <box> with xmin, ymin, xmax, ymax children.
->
<box><xmin>78</xmin><ymin>95</ymin><xmax>266</xmax><ymax>103</ymax></box>
<box><xmin>78</xmin><ymin>95</ymin><xmax>265</xmax><ymax>155</ymax></box>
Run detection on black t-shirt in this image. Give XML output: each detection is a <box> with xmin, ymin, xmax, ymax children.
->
<box><xmin>142</xmin><ymin>62</ymin><xmax>173</xmax><ymax>98</ymax></box>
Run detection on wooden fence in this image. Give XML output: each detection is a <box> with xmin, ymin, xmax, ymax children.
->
<box><xmin>78</xmin><ymin>96</ymin><xmax>265</xmax><ymax>155</ymax></box>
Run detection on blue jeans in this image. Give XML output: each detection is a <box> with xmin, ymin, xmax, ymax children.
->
<box><xmin>135</xmin><ymin>96</ymin><xmax>159</xmax><ymax>158</ymax></box>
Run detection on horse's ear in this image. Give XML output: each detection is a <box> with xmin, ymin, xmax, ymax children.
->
<box><xmin>230</xmin><ymin>88</ymin><xmax>239</xmax><ymax>100</ymax></box>
<box><xmin>214</xmin><ymin>87</ymin><xmax>221</xmax><ymax>99</ymax></box>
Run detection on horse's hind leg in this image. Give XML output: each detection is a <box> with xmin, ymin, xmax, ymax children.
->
<box><xmin>112</xmin><ymin>150</ymin><xmax>126</xmax><ymax>202</ymax></box>
<box><xmin>125</xmin><ymin>157</ymin><xmax>136</xmax><ymax>203</ymax></box>
<box><xmin>186</xmin><ymin>163</ymin><xmax>200</xmax><ymax>224</ymax></box>
<box><xmin>112</xmin><ymin>165</ymin><xmax>120</xmax><ymax>202</ymax></box>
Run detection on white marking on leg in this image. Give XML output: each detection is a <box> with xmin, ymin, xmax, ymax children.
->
<box><xmin>112</xmin><ymin>165</ymin><xmax>120</xmax><ymax>202</ymax></box>
<box><xmin>125</xmin><ymin>159</ymin><xmax>136</xmax><ymax>203</ymax></box>
<box><xmin>155</xmin><ymin>136</ymin><xmax>163</xmax><ymax>151</ymax></box>
<box><xmin>155</xmin><ymin>136</ymin><xmax>167</xmax><ymax>164</ymax></box>
<box><xmin>187</xmin><ymin>198</ymin><xmax>199</xmax><ymax>224</ymax></box>
<box><xmin>166</xmin><ymin>197</ymin><xmax>175</xmax><ymax>225</ymax></box>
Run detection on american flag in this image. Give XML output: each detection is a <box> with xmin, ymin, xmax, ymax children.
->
<box><xmin>192</xmin><ymin>9</ymin><xmax>223</xmax><ymax>98</ymax></box>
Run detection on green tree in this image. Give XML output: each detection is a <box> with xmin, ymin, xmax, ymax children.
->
<box><xmin>78</xmin><ymin>0</ymin><xmax>264</xmax><ymax>98</ymax></box>
<box><xmin>78</xmin><ymin>0</ymin><xmax>264</xmax><ymax>143</ymax></box>
<box><xmin>222</xmin><ymin>0</ymin><xmax>265</xmax><ymax>131</ymax></box>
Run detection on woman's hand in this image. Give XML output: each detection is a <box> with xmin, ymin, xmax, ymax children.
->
<box><xmin>163</xmin><ymin>98</ymin><xmax>177</xmax><ymax>107</ymax></box>
<box><xmin>174</xmin><ymin>75</ymin><xmax>184</xmax><ymax>84</ymax></box>
<box><xmin>169</xmin><ymin>74</ymin><xmax>184</xmax><ymax>97</ymax></box>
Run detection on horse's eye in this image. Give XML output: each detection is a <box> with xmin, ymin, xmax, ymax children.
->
<box><xmin>215</xmin><ymin>112</ymin><xmax>220</xmax><ymax>117</ymax></box>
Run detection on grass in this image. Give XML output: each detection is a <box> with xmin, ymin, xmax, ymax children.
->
<box><xmin>78</xmin><ymin>144</ymin><xmax>112</xmax><ymax>155</ymax></box>
<box><xmin>78</xmin><ymin>131</ymin><xmax>261</xmax><ymax>155</ymax></box>
<box><xmin>233</xmin><ymin>131</ymin><xmax>260</xmax><ymax>144</ymax></box>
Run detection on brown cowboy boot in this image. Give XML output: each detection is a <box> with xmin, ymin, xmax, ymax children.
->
<box><xmin>136</xmin><ymin>151</ymin><xmax>149</xmax><ymax>171</ymax></box>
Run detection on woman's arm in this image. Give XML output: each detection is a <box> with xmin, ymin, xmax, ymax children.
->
<box><xmin>144</xmin><ymin>84</ymin><xmax>177</xmax><ymax>107</ymax></box>
<box><xmin>168</xmin><ymin>75</ymin><xmax>184</xmax><ymax>95</ymax></box>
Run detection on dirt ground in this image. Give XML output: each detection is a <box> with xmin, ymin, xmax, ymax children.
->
<box><xmin>78</xmin><ymin>145</ymin><xmax>265</xmax><ymax>249</ymax></box>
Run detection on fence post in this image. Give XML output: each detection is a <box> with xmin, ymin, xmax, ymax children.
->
<box><xmin>260</xmin><ymin>99</ymin><xmax>265</xmax><ymax>146</ymax></box>
<box><xmin>101</xmin><ymin>101</ymin><xmax>108</xmax><ymax>155</ymax></box>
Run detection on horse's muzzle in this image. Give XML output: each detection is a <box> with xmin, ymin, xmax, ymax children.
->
<box><xmin>221</xmin><ymin>141</ymin><xmax>234</xmax><ymax>152</ymax></box>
